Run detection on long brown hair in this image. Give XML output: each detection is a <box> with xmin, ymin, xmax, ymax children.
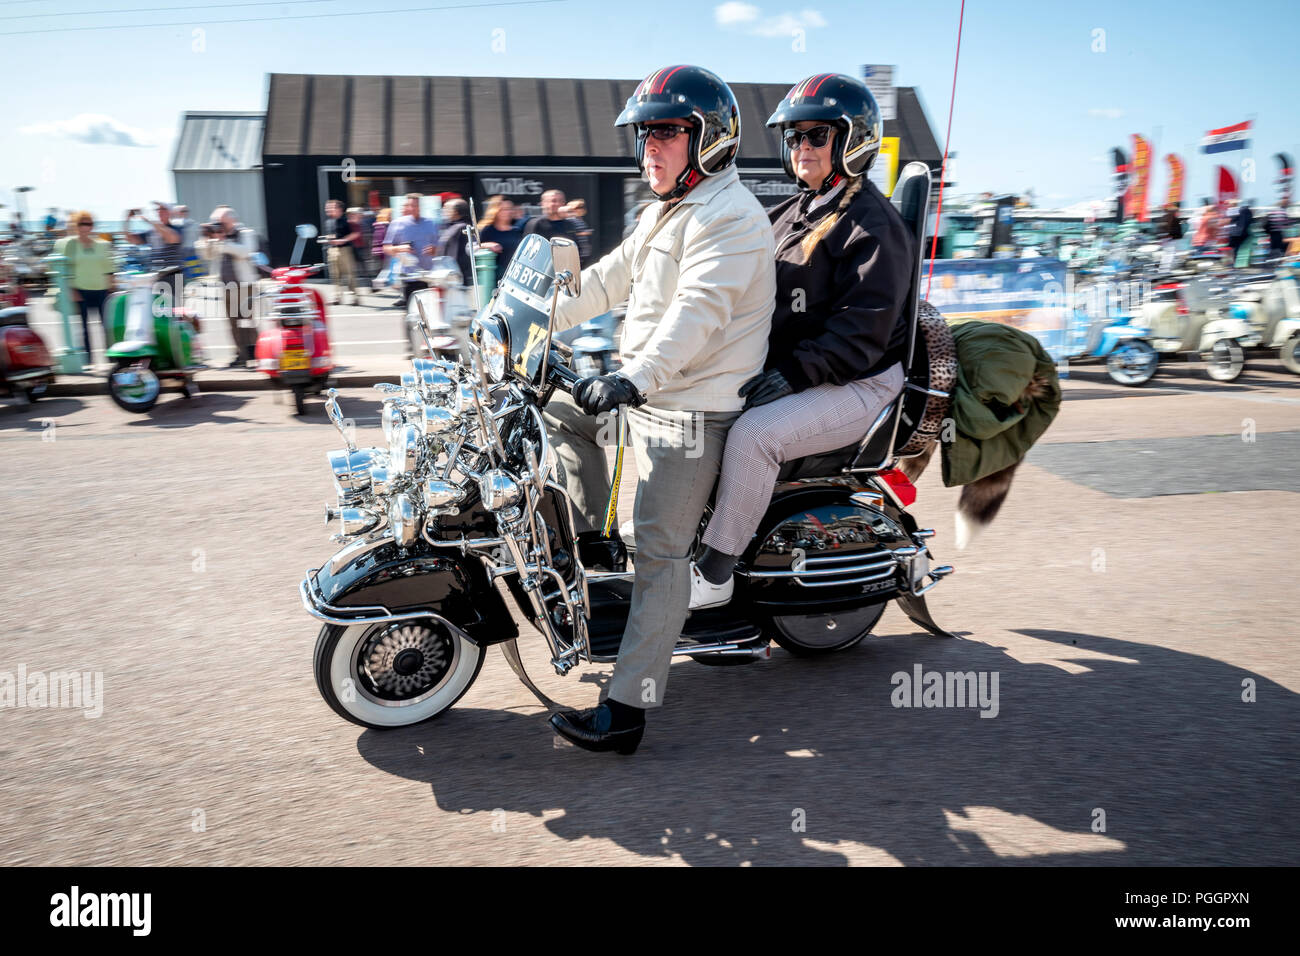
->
<box><xmin>477</xmin><ymin>194</ymin><xmax>507</xmax><ymax>230</ymax></box>
<box><xmin>799</xmin><ymin>176</ymin><xmax>864</xmax><ymax>263</ymax></box>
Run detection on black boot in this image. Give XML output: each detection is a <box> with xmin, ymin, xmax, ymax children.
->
<box><xmin>577</xmin><ymin>530</ymin><xmax>627</xmax><ymax>572</ymax></box>
<box><xmin>550</xmin><ymin>698</ymin><xmax>645</xmax><ymax>755</ymax></box>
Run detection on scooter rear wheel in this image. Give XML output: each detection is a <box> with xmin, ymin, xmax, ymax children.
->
<box><xmin>767</xmin><ymin>602</ymin><xmax>887</xmax><ymax>657</ymax></box>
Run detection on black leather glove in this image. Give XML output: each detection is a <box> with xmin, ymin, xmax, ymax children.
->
<box><xmin>738</xmin><ymin>369</ymin><xmax>794</xmax><ymax>410</ymax></box>
<box><xmin>573</xmin><ymin>373</ymin><xmax>646</xmax><ymax>416</ymax></box>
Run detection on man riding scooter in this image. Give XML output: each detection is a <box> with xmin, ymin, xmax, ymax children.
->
<box><xmin>543</xmin><ymin>64</ymin><xmax>776</xmax><ymax>755</ymax></box>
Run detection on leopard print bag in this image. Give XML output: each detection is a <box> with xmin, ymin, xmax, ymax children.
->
<box><xmin>896</xmin><ymin>300</ymin><xmax>956</xmax><ymax>457</ymax></box>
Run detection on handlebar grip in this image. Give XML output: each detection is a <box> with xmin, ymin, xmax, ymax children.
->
<box><xmin>546</xmin><ymin>353</ymin><xmax>580</xmax><ymax>394</ymax></box>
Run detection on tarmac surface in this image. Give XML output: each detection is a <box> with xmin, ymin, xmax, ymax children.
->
<box><xmin>1</xmin><ymin>330</ymin><xmax>1297</xmax><ymax>866</ymax></box>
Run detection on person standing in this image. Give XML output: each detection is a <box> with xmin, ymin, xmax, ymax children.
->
<box><xmin>197</xmin><ymin>206</ymin><xmax>260</xmax><ymax>368</ymax></box>
<box><xmin>563</xmin><ymin>198</ymin><xmax>594</xmax><ymax>264</ymax></box>
<box><xmin>144</xmin><ymin>202</ymin><xmax>185</xmax><ymax>300</ymax></box>
<box><xmin>1264</xmin><ymin>206</ymin><xmax>1288</xmax><ymax>259</ymax></box>
<box><xmin>476</xmin><ymin>195</ymin><xmax>521</xmax><ymax>264</ymax></box>
<box><xmin>436</xmin><ymin>198</ymin><xmax>473</xmax><ymax>281</ymax></box>
<box><xmin>1226</xmin><ymin>199</ymin><xmax>1254</xmax><ymax>266</ymax></box>
<box><xmin>369</xmin><ymin>207</ymin><xmax>392</xmax><ymax>290</ymax></box>
<box><xmin>522</xmin><ymin>189</ymin><xmax>577</xmax><ymax>244</ymax></box>
<box><xmin>544</xmin><ymin>65</ymin><xmax>774</xmax><ymax>755</ymax></box>
<box><xmin>383</xmin><ymin>192</ymin><xmax>439</xmax><ymax>321</ymax></box>
<box><xmin>323</xmin><ymin>199</ymin><xmax>359</xmax><ymax>305</ymax></box>
<box><xmin>1158</xmin><ymin>202</ymin><xmax>1183</xmax><ymax>272</ymax></box>
<box><xmin>57</xmin><ymin>212</ymin><xmax>116</xmax><ymax>368</ymax></box>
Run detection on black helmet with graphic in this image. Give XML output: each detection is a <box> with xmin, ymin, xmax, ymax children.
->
<box><xmin>766</xmin><ymin>73</ymin><xmax>883</xmax><ymax>187</ymax></box>
<box><xmin>616</xmin><ymin>65</ymin><xmax>741</xmax><ymax>200</ymax></box>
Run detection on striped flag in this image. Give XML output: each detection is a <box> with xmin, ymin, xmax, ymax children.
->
<box><xmin>1201</xmin><ymin>121</ymin><xmax>1251</xmax><ymax>154</ymax></box>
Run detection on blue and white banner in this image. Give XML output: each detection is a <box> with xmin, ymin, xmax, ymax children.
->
<box><xmin>923</xmin><ymin>258</ymin><xmax>1070</xmax><ymax>358</ymax></box>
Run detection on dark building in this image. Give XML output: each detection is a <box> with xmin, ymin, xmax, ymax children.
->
<box><xmin>261</xmin><ymin>73</ymin><xmax>943</xmax><ymax>264</ymax></box>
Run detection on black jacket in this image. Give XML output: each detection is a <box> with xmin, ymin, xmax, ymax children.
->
<box><xmin>438</xmin><ymin>221</ymin><xmax>472</xmax><ymax>282</ymax></box>
<box><xmin>766</xmin><ymin>179</ymin><xmax>915</xmax><ymax>391</ymax></box>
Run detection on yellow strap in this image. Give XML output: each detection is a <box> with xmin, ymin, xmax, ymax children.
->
<box><xmin>601</xmin><ymin>408</ymin><xmax>626</xmax><ymax>537</ymax></box>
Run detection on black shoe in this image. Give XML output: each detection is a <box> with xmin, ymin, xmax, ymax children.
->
<box><xmin>226</xmin><ymin>358</ymin><xmax>242</xmax><ymax>369</ymax></box>
<box><xmin>550</xmin><ymin>703</ymin><xmax>645</xmax><ymax>755</ymax></box>
<box><xmin>577</xmin><ymin>531</ymin><xmax>627</xmax><ymax>572</ymax></box>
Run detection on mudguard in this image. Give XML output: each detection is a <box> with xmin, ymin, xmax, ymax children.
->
<box><xmin>309</xmin><ymin>538</ymin><xmax>518</xmax><ymax>646</ymax></box>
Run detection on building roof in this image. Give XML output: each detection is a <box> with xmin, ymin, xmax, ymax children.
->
<box><xmin>172</xmin><ymin>111</ymin><xmax>265</xmax><ymax>172</ymax></box>
<box><xmin>262</xmin><ymin>73</ymin><xmax>942</xmax><ymax>170</ymax></box>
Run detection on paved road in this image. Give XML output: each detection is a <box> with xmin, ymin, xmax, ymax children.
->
<box><xmin>1</xmin><ymin>361</ymin><xmax>1297</xmax><ymax>865</ymax></box>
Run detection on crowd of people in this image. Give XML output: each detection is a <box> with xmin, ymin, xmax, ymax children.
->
<box><xmin>1175</xmin><ymin>196</ymin><xmax>1293</xmax><ymax>264</ymax></box>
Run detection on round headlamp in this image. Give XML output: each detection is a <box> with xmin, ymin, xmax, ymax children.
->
<box><xmin>474</xmin><ymin>315</ymin><xmax>510</xmax><ymax>383</ymax></box>
<box><xmin>478</xmin><ymin>469</ymin><xmax>522</xmax><ymax>512</ymax></box>
<box><xmin>389</xmin><ymin>422</ymin><xmax>422</xmax><ymax>475</ymax></box>
<box><xmin>387</xmin><ymin>493</ymin><xmax>420</xmax><ymax>548</ymax></box>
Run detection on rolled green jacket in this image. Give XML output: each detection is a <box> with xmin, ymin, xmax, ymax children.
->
<box><xmin>940</xmin><ymin>319</ymin><xmax>1062</xmax><ymax>487</ymax></box>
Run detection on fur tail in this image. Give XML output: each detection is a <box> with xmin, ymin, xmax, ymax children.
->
<box><xmin>954</xmin><ymin>462</ymin><xmax>1019</xmax><ymax>550</ymax></box>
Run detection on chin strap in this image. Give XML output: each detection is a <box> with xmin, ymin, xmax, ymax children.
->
<box><xmin>810</xmin><ymin>172</ymin><xmax>843</xmax><ymax>195</ymax></box>
<box><xmin>655</xmin><ymin>168</ymin><xmax>703</xmax><ymax>203</ymax></box>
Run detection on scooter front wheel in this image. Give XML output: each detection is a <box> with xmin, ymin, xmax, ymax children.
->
<box><xmin>1106</xmin><ymin>340</ymin><xmax>1158</xmax><ymax>386</ymax></box>
<box><xmin>1203</xmin><ymin>338</ymin><xmax>1245</xmax><ymax>382</ymax></box>
<box><xmin>107</xmin><ymin>359</ymin><xmax>161</xmax><ymax>412</ymax></box>
<box><xmin>313</xmin><ymin>620</ymin><xmax>484</xmax><ymax>729</ymax></box>
<box><xmin>292</xmin><ymin>383</ymin><xmax>307</xmax><ymax>415</ymax></box>
<box><xmin>1280</xmin><ymin>332</ymin><xmax>1300</xmax><ymax>375</ymax></box>
<box><xmin>766</xmin><ymin>602</ymin><xmax>887</xmax><ymax>657</ymax></box>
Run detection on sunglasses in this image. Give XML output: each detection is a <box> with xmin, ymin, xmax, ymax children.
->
<box><xmin>783</xmin><ymin>125</ymin><xmax>834</xmax><ymax>150</ymax></box>
<box><xmin>638</xmin><ymin>124</ymin><xmax>692</xmax><ymax>142</ymax></box>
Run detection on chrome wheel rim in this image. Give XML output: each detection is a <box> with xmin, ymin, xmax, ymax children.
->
<box><xmin>111</xmin><ymin>365</ymin><xmax>161</xmax><ymax>406</ymax></box>
<box><xmin>351</xmin><ymin>621</ymin><xmax>458</xmax><ymax>707</ymax></box>
<box><xmin>772</xmin><ymin>603</ymin><xmax>886</xmax><ymax>648</ymax></box>
<box><xmin>1107</xmin><ymin>342</ymin><xmax>1157</xmax><ymax>385</ymax></box>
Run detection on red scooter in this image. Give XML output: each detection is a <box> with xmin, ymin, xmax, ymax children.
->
<box><xmin>0</xmin><ymin>305</ymin><xmax>55</xmax><ymax>405</ymax></box>
<box><xmin>254</xmin><ymin>263</ymin><xmax>335</xmax><ymax>415</ymax></box>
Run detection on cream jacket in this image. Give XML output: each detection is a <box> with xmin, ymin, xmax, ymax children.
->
<box><xmin>554</xmin><ymin>165</ymin><xmax>775</xmax><ymax>411</ymax></box>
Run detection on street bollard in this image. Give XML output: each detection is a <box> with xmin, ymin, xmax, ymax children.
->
<box><xmin>43</xmin><ymin>253</ymin><xmax>87</xmax><ymax>374</ymax></box>
<box><xmin>473</xmin><ymin>248</ymin><xmax>496</xmax><ymax>298</ymax></box>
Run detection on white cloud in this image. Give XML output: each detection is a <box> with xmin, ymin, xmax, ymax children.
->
<box><xmin>715</xmin><ymin>3</ymin><xmax>825</xmax><ymax>36</ymax></box>
<box><xmin>1088</xmin><ymin>108</ymin><xmax>1124</xmax><ymax>119</ymax></box>
<box><xmin>18</xmin><ymin>113</ymin><xmax>162</xmax><ymax>148</ymax></box>
<box><xmin>715</xmin><ymin>1</ymin><xmax>760</xmax><ymax>25</ymax></box>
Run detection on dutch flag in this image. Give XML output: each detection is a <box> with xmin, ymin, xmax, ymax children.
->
<box><xmin>1202</xmin><ymin>121</ymin><xmax>1251</xmax><ymax>154</ymax></box>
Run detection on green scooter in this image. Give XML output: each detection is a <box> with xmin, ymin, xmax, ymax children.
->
<box><xmin>103</xmin><ymin>267</ymin><xmax>205</xmax><ymax>412</ymax></box>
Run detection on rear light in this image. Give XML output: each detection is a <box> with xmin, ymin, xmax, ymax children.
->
<box><xmin>878</xmin><ymin>468</ymin><xmax>917</xmax><ymax>507</ymax></box>
<box><xmin>311</xmin><ymin>354</ymin><xmax>331</xmax><ymax>369</ymax></box>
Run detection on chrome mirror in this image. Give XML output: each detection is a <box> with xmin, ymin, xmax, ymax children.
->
<box><xmin>549</xmin><ymin>237</ymin><xmax>581</xmax><ymax>297</ymax></box>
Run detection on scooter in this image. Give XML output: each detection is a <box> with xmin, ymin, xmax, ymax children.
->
<box><xmin>1141</xmin><ymin>273</ymin><xmax>1260</xmax><ymax>382</ymax></box>
<box><xmin>0</xmin><ymin>304</ymin><xmax>55</xmax><ymax>404</ymax></box>
<box><xmin>1231</xmin><ymin>262</ymin><xmax>1300</xmax><ymax>373</ymax></box>
<box><xmin>1062</xmin><ymin>268</ymin><xmax>1159</xmax><ymax>386</ymax></box>
<box><xmin>405</xmin><ymin>257</ymin><xmax>477</xmax><ymax>363</ymax></box>
<box><xmin>103</xmin><ymin>267</ymin><xmax>205</xmax><ymax>412</ymax></box>
<box><xmin>298</xmin><ymin>164</ymin><xmax>959</xmax><ymax>730</ymax></box>
<box><xmin>254</xmin><ymin>230</ymin><xmax>334</xmax><ymax>416</ymax></box>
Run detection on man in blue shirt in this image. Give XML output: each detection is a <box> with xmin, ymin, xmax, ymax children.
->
<box><xmin>383</xmin><ymin>192</ymin><xmax>439</xmax><ymax>314</ymax></box>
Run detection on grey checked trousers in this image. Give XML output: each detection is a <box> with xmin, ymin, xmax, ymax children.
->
<box><xmin>701</xmin><ymin>362</ymin><xmax>905</xmax><ymax>556</ymax></box>
<box><xmin>544</xmin><ymin>391</ymin><xmax>738</xmax><ymax>709</ymax></box>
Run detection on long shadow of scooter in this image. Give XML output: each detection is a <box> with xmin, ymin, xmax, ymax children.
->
<box><xmin>355</xmin><ymin>626</ymin><xmax>1298</xmax><ymax>865</ymax></box>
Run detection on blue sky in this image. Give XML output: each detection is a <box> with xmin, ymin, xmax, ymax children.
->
<box><xmin>1</xmin><ymin>0</ymin><xmax>1295</xmax><ymax>219</ymax></box>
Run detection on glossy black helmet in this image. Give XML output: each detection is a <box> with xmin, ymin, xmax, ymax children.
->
<box><xmin>617</xmin><ymin>65</ymin><xmax>741</xmax><ymax>200</ymax></box>
<box><xmin>767</xmin><ymin>73</ymin><xmax>882</xmax><ymax>186</ymax></box>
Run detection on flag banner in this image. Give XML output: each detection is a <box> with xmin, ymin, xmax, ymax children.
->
<box><xmin>1201</xmin><ymin>121</ymin><xmax>1251</xmax><ymax>154</ymax></box>
<box><xmin>1216</xmin><ymin>165</ymin><xmax>1239</xmax><ymax>203</ymax></box>
<box><xmin>1128</xmin><ymin>135</ymin><xmax>1152</xmax><ymax>222</ymax></box>
<box><xmin>1111</xmin><ymin>147</ymin><xmax>1130</xmax><ymax>222</ymax></box>
<box><xmin>1275</xmin><ymin>152</ymin><xmax>1294</xmax><ymax>207</ymax></box>
<box><xmin>1164</xmin><ymin>154</ymin><xmax>1186</xmax><ymax>207</ymax></box>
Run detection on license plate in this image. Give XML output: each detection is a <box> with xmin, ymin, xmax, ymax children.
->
<box><xmin>280</xmin><ymin>349</ymin><xmax>308</xmax><ymax>371</ymax></box>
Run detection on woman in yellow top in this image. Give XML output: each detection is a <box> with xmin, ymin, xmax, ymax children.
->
<box><xmin>58</xmin><ymin>212</ymin><xmax>116</xmax><ymax>365</ymax></box>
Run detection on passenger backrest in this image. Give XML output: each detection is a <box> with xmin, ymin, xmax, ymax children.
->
<box><xmin>847</xmin><ymin>162</ymin><xmax>934</xmax><ymax>472</ymax></box>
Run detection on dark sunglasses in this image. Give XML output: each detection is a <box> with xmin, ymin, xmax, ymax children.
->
<box><xmin>638</xmin><ymin>124</ymin><xmax>692</xmax><ymax>141</ymax></box>
<box><xmin>783</xmin><ymin>125</ymin><xmax>834</xmax><ymax>150</ymax></box>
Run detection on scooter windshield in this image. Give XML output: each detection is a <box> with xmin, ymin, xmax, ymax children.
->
<box><xmin>123</xmin><ymin>274</ymin><xmax>158</xmax><ymax>346</ymax></box>
<box><xmin>486</xmin><ymin>233</ymin><xmax>555</xmax><ymax>387</ymax></box>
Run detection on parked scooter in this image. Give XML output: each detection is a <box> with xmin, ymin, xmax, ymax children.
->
<box><xmin>1142</xmin><ymin>273</ymin><xmax>1260</xmax><ymax>381</ymax></box>
<box><xmin>299</xmin><ymin>164</ymin><xmax>958</xmax><ymax>730</ymax></box>
<box><xmin>103</xmin><ymin>267</ymin><xmax>205</xmax><ymax>412</ymax></box>
<box><xmin>405</xmin><ymin>257</ymin><xmax>477</xmax><ymax>363</ymax></box>
<box><xmin>1231</xmin><ymin>262</ymin><xmax>1300</xmax><ymax>373</ymax></box>
<box><xmin>254</xmin><ymin>226</ymin><xmax>334</xmax><ymax>415</ymax></box>
<box><xmin>1063</xmin><ymin>268</ymin><xmax>1159</xmax><ymax>386</ymax></box>
<box><xmin>0</xmin><ymin>305</ymin><xmax>55</xmax><ymax>404</ymax></box>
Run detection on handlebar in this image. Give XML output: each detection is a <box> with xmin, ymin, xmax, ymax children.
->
<box><xmin>546</xmin><ymin>351</ymin><xmax>580</xmax><ymax>394</ymax></box>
